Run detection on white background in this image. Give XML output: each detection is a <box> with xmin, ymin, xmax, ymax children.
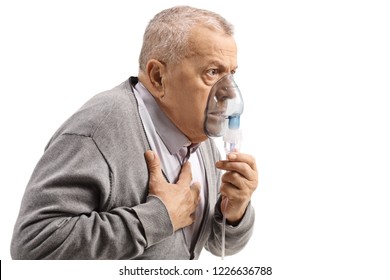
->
<box><xmin>1</xmin><ymin>0</ymin><xmax>389</xmax><ymax>279</ymax></box>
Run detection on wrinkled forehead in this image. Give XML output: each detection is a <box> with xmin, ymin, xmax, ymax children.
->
<box><xmin>187</xmin><ymin>26</ymin><xmax>237</xmax><ymax>62</ymax></box>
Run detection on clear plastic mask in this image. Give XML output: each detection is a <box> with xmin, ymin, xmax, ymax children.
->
<box><xmin>204</xmin><ymin>74</ymin><xmax>244</xmax><ymax>137</ymax></box>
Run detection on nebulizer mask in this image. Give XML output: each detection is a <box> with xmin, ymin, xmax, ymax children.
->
<box><xmin>204</xmin><ymin>73</ymin><xmax>244</xmax><ymax>145</ymax></box>
<box><xmin>204</xmin><ymin>74</ymin><xmax>244</xmax><ymax>259</ymax></box>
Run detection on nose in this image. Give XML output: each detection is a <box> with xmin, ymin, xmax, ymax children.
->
<box><xmin>214</xmin><ymin>75</ymin><xmax>238</xmax><ymax>102</ymax></box>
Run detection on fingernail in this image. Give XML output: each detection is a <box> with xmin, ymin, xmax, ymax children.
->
<box><xmin>228</xmin><ymin>153</ymin><xmax>237</xmax><ymax>160</ymax></box>
<box><xmin>215</xmin><ymin>161</ymin><xmax>222</xmax><ymax>167</ymax></box>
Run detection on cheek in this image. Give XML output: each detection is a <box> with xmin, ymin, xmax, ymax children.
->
<box><xmin>166</xmin><ymin>77</ymin><xmax>210</xmax><ymax>126</ymax></box>
<box><xmin>177</xmin><ymin>90</ymin><xmax>208</xmax><ymax>131</ymax></box>
<box><xmin>191</xmin><ymin>87</ymin><xmax>209</xmax><ymax>111</ymax></box>
<box><xmin>180</xmin><ymin>84</ymin><xmax>209</xmax><ymax>113</ymax></box>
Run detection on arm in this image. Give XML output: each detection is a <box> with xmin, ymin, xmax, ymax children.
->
<box><xmin>11</xmin><ymin>134</ymin><xmax>172</xmax><ymax>259</ymax></box>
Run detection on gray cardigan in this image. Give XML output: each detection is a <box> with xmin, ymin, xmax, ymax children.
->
<box><xmin>11</xmin><ymin>77</ymin><xmax>254</xmax><ymax>259</ymax></box>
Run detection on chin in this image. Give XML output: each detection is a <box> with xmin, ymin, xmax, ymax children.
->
<box><xmin>189</xmin><ymin>134</ymin><xmax>209</xmax><ymax>144</ymax></box>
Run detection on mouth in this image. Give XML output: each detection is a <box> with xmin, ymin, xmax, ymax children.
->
<box><xmin>209</xmin><ymin>111</ymin><xmax>227</xmax><ymax>118</ymax></box>
<box><xmin>207</xmin><ymin>111</ymin><xmax>227</xmax><ymax>128</ymax></box>
<box><xmin>205</xmin><ymin>110</ymin><xmax>229</xmax><ymax>137</ymax></box>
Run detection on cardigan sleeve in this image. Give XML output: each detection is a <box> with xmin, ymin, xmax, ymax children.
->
<box><xmin>11</xmin><ymin>134</ymin><xmax>173</xmax><ymax>259</ymax></box>
<box><xmin>205</xmin><ymin>198</ymin><xmax>255</xmax><ymax>256</ymax></box>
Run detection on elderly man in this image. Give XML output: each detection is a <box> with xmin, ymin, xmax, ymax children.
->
<box><xmin>11</xmin><ymin>5</ymin><xmax>258</xmax><ymax>260</ymax></box>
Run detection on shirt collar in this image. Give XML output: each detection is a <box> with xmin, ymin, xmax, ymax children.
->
<box><xmin>134</xmin><ymin>82</ymin><xmax>198</xmax><ymax>155</ymax></box>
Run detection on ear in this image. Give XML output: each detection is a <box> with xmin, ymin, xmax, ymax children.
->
<box><xmin>145</xmin><ymin>59</ymin><xmax>165</xmax><ymax>98</ymax></box>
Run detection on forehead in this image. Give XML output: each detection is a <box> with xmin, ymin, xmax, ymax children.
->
<box><xmin>187</xmin><ymin>26</ymin><xmax>237</xmax><ymax>65</ymax></box>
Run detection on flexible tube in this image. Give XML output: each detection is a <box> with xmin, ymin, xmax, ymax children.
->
<box><xmin>221</xmin><ymin>198</ymin><xmax>228</xmax><ymax>260</ymax></box>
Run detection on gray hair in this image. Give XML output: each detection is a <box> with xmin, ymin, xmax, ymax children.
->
<box><xmin>138</xmin><ymin>6</ymin><xmax>234</xmax><ymax>71</ymax></box>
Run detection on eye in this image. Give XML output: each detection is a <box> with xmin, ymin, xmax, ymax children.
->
<box><xmin>207</xmin><ymin>69</ymin><xmax>219</xmax><ymax>77</ymax></box>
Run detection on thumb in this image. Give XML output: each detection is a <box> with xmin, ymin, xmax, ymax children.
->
<box><xmin>144</xmin><ymin>150</ymin><xmax>164</xmax><ymax>180</ymax></box>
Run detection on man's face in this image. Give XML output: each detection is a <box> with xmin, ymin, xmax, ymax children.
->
<box><xmin>158</xmin><ymin>26</ymin><xmax>238</xmax><ymax>143</ymax></box>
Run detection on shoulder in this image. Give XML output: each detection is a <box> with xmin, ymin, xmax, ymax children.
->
<box><xmin>46</xmin><ymin>79</ymin><xmax>141</xmax><ymax>146</ymax></box>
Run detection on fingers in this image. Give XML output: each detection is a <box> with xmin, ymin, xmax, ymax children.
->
<box><xmin>177</xmin><ymin>161</ymin><xmax>193</xmax><ymax>185</ymax></box>
<box><xmin>221</xmin><ymin>171</ymin><xmax>245</xmax><ymax>189</ymax></box>
<box><xmin>216</xmin><ymin>152</ymin><xmax>258</xmax><ymax>223</ymax></box>
<box><xmin>144</xmin><ymin>150</ymin><xmax>201</xmax><ymax>231</ymax></box>
<box><xmin>220</xmin><ymin>181</ymin><xmax>251</xmax><ymax>200</ymax></box>
<box><xmin>220</xmin><ymin>182</ymin><xmax>251</xmax><ymax>224</ymax></box>
<box><xmin>187</xmin><ymin>183</ymin><xmax>201</xmax><ymax>226</ymax></box>
<box><xmin>227</xmin><ymin>152</ymin><xmax>257</xmax><ymax>170</ymax></box>
<box><xmin>216</xmin><ymin>152</ymin><xmax>257</xmax><ymax>171</ymax></box>
<box><xmin>171</xmin><ymin>182</ymin><xmax>201</xmax><ymax>231</ymax></box>
<box><xmin>190</xmin><ymin>182</ymin><xmax>201</xmax><ymax>204</ymax></box>
<box><xmin>215</xmin><ymin>152</ymin><xmax>257</xmax><ymax>181</ymax></box>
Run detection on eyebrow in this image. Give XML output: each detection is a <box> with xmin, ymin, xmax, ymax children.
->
<box><xmin>206</xmin><ymin>59</ymin><xmax>238</xmax><ymax>72</ymax></box>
